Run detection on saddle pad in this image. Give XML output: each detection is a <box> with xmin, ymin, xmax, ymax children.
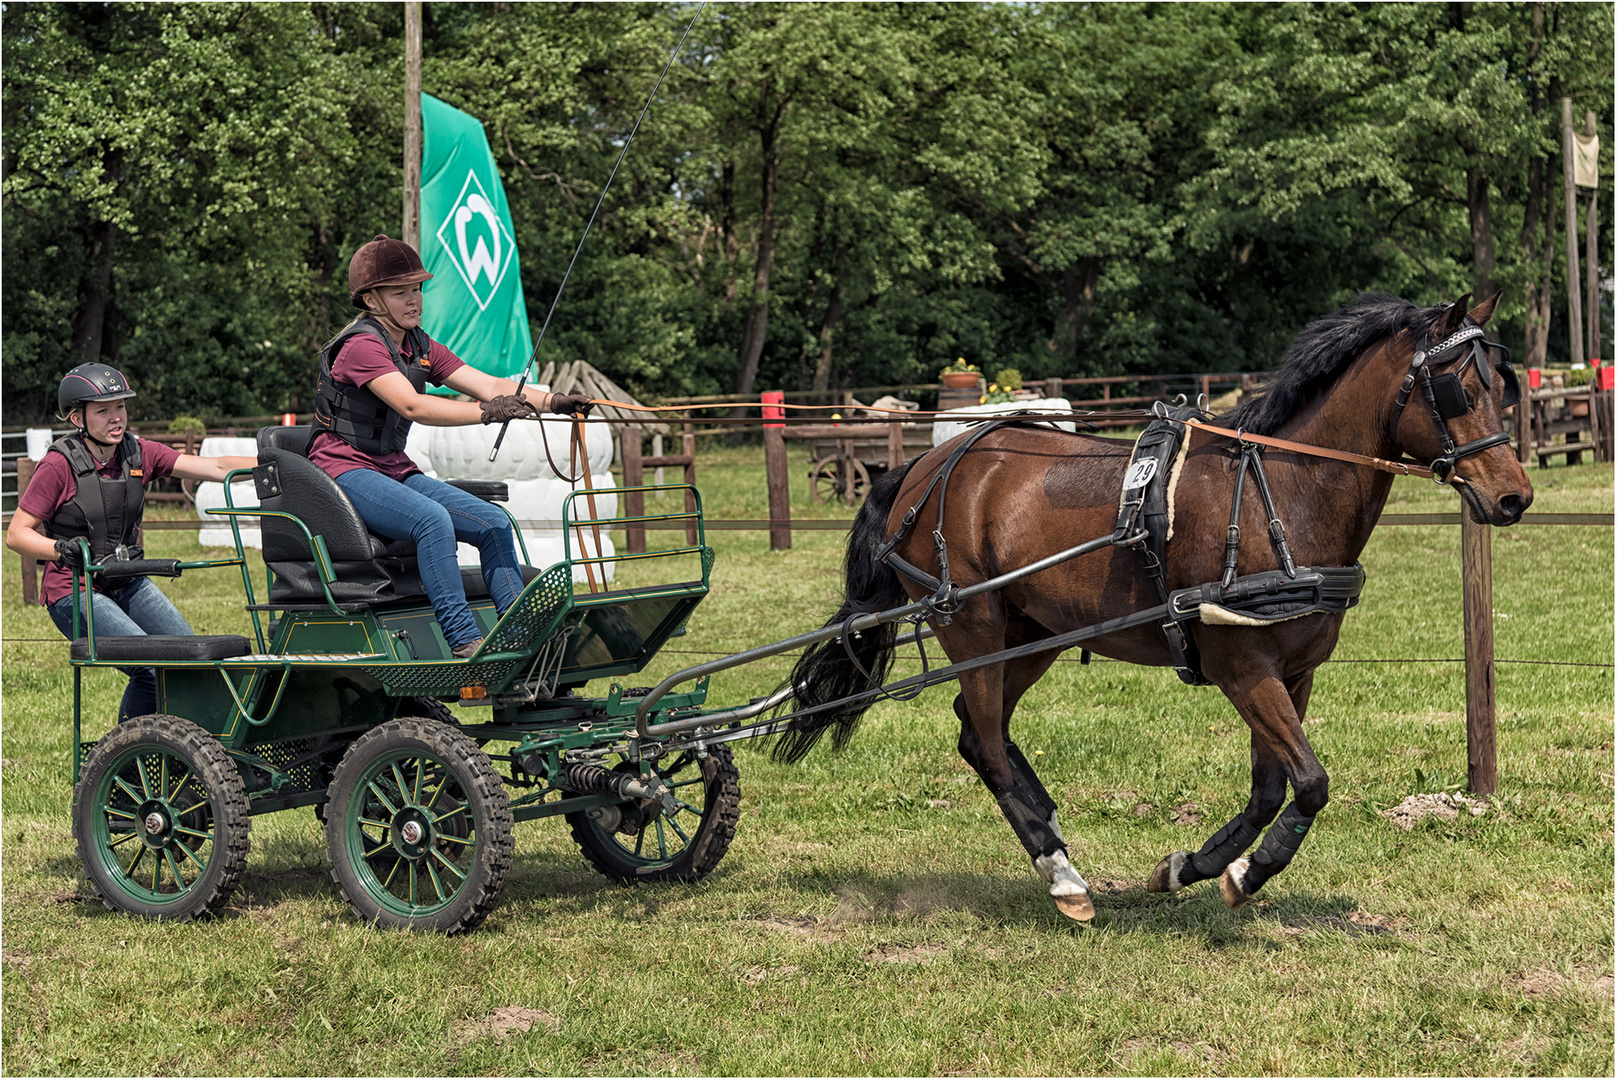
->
<box><xmin>70</xmin><ymin>635</ymin><xmax>253</xmax><ymax>662</ymax></box>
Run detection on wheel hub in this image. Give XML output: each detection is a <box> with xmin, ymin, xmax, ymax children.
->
<box><xmin>136</xmin><ymin>799</ymin><xmax>173</xmax><ymax>848</ymax></box>
<box><xmin>391</xmin><ymin>808</ymin><xmax>432</xmax><ymax>859</ymax></box>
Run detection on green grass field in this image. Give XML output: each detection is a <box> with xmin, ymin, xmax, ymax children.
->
<box><xmin>2</xmin><ymin>444</ymin><xmax>1611</xmax><ymax>1076</ymax></box>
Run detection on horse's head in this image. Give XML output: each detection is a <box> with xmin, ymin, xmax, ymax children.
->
<box><xmin>1393</xmin><ymin>293</ymin><xmax>1533</xmax><ymax>525</ymax></box>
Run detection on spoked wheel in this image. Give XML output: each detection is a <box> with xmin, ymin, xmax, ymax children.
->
<box><xmin>72</xmin><ymin>715</ymin><xmax>251</xmax><ymax>922</ymax></box>
<box><xmin>809</xmin><ymin>455</ymin><xmax>872</xmax><ymax>507</ymax></box>
<box><xmin>325</xmin><ymin>717</ymin><xmax>513</xmax><ymax>934</ymax></box>
<box><xmin>566</xmin><ymin>744</ymin><xmax>741</xmax><ymax>883</ymax></box>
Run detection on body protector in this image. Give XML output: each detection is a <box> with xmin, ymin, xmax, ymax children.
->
<box><xmin>309</xmin><ymin>316</ymin><xmax>433</xmax><ymax>455</ymax></box>
<box><xmin>44</xmin><ymin>433</ymin><xmax>146</xmax><ymax>567</ymax></box>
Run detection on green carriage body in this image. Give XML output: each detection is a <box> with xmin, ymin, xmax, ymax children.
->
<box><xmin>66</xmin><ymin>439</ymin><xmax>736</xmax><ymax>931</ymax></box>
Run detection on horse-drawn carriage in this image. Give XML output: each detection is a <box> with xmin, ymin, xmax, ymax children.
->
<box><xmin>66</xmin><ymin>294</ymin><xmax>1531</xmax><ymax>930</ymax></box>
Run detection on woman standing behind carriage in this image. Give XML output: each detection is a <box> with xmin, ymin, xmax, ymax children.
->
<box><xmin>5</xmin><ymin>365</ymin><xmax>259</xmax><ymax>723</ymax></box>
<box><xmin>310</xmin><ymin>235</ymin><xmax>590</xmax><ymax>658</ymax></box>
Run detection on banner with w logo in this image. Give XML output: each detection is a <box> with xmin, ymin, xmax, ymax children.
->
<box><xmin>420</xmin><ymin>93</ymin><xmax>532</xmax><ymax>385</ymax></box>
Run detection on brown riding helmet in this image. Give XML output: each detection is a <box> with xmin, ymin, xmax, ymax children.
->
<box><xmin>348</xmin><ymin>234</ymin><xmax>433</xmax><ymax>309</ymax></box>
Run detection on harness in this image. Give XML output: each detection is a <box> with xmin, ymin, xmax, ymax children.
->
<box><xmin>876</xmin><ymin>408</ymin><xmax>1364</xmax><ymax>686</ymax></box>
<box><xmin>44</xmin><ymin>433</ymin><xmax>146</xmax><ymax>582</ymax></box>
<box><xmin>309</xmin><ymin>317</ymin><xmax>433</xmax><ymax>455</ymax></box>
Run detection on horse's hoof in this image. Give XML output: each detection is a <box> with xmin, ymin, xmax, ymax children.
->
<box><xmin>1148</xmin><ymin>851</ymin><xmax>1188</xmax><ymax>893</ymax></box>
<box><xmin>1054</xmin><ymin>890</ymin><xmax>1096</xmax><ymax>921</ymax></box>
<box><xmin>1219</xmin><ymin>858</ymin><xmax>1253</xmax><ymax>909</ymax></box>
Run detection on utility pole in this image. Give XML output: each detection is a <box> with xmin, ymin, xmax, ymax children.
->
<box><xmin>403</xmin><ymin>2</ymin><xmax>422</xmax><ymax>250</ymax></box>
<box><xmin>1561</xmin><ymin>97</ymin><xmax>1584</xmax><ymax>367</ymax></box>
<box><xmin>1585</xmin><ymin>111</ymin><xmax>1601</xmax><ymax>363</ymax></box>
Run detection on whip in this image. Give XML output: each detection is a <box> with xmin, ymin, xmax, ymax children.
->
<box><xmin>490</xmin><ymin>1</ymin><xmax>707</xmax><ymax>462</ymax></box>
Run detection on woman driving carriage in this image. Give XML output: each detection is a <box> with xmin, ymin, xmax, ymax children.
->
<box><xmin>311</xmin><ymin>235</ymin><xmax>590</xmax><ymax>659</ymax></box>
<box><xmin>5</xmin><ymin>365</ymin><xmax>259</xmax><ymax>723</ymax></box>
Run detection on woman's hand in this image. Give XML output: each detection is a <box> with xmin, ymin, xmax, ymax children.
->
<box><xmin>480</xmin><ymin>394</ymin><xmax>537</xmax><ymax>425</ymax></box>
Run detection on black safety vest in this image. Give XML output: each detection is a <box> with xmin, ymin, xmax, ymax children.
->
<box><xmin>309</xmin><ymin>317</ymin><xmax>433</xmax><ymax>454</ymax></box>
<box><xmin>44</xmin><ymin>433</ymin><xmax>145</xmax><ymax>563</ymax></box>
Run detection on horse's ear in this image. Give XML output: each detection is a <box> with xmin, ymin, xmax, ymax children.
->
<box><xmin>1433</xmin><ymin>293</ymin><xmax>1472</xmax><ymax>338</ymax></box>
<box><xmin>1467</xmin><ymin>291</ymin><xmax>1500</xmax><ymax>327</ymax></box>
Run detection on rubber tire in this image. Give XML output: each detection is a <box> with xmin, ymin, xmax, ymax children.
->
<box><xmin>404</xmin><ymin>696</ymin><xmax>459</xmax><ymax>726</ymax></box>
<box><xmin>72</xmin><ymin>714</ymin><xmax>251</xmax><ymax>922</ymax></box>
<box><xmin>325</xmin><ymin>717</ymin><xmax>513</xmax><ymax>934</ymax></box>
<box><xmin>567</xmin><ymin>744</ymin><xmax>741</xmax><ymax>883</ymax></box>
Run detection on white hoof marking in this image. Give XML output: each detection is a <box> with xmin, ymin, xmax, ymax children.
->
<box><xmin>1034</xmin><ymin>850</ymin><xmax>1090</xmax><ymax>898</ymax></box>
<box><xmin>1165</xmin><ymin>850</ymin><xmax>1187</xmax><ymax>891</ymax></box>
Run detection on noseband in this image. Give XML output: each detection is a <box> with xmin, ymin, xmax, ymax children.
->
<box><xmin>1391</xmin><ymin>319</ymin><xmax>1520</xmax><ymax>484</ymax></box>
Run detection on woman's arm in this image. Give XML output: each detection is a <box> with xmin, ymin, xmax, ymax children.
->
<box><xmin>170</xmin><ymin>455</ymin><xmax>259</xmax><ymax>482</ymax></box>
<box><xmin>366</xmin><ymin>371</ymin><xmax>487</xmax><ymax>425</ymax></box>
<box><xmin>440</xmin><ymin>366</ymin><xmax>550</xmax><ymax>414</ymax></box>
<box><xmin>5</xmin><ymin>508</ymin><xmax>66</xmax><ymax>563</ymax></box>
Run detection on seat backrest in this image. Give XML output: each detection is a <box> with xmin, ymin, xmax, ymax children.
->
<box><xmin>253</xmin><ymin>425</ymin><xmax>423</xmax><ymax>606</ymax></box>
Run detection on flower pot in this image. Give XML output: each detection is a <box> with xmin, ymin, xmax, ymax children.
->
<box><xmin>940</xmin><ymin>372</ymin><xmax>980</xmax><ymax>389</ymax></box>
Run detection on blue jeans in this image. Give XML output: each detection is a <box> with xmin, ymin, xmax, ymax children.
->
<box><xmin>335</xmin><ymin>469</ymin><xmax>524</xmax><ymax>648</ymax></box>
<box><xmin>49</xmin><ymin>576</ymin><xmax>195</xmax><ymax>724</ymax></box>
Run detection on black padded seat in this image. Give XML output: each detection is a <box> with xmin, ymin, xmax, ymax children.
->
<box><xmin>71</xmin><ymin>635</ymin><xmax>253</xmax><ymax>662</ymax></box>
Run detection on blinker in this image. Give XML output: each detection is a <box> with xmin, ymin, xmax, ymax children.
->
<box><xmin>1429</xmin><ymin>373</ymin><xmax>1471</xmax><ymax>419</ymax></box>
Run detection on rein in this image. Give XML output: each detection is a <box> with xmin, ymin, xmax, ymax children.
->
<box><xmin>1183</xmin><ymin>421</ymin><xmax>1438</xmax><ymax>481</ymax></box>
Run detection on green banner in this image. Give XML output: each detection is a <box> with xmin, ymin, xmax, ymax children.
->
<box><xmin>419</xmin><ymin>93</ymin><xmax>532</xmax><ymax>390</ymax></box>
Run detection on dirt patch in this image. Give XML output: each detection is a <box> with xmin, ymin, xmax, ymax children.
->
<box><xmin>453</xmin><ymin>1005</ymin><xmax>561</xmax><ymax>1043</ymax></box>
<box><xmin>1514</xmin><ymin>966</ymin><xmax>1614</xmax><ymax>999</ymax></box>
<box><xmin>865</xmin><ymin>943</ymin><xmax>945</xmax><ymax>964</ymax></box>
<box><xmin>2</xmin><ymin>949</ymin><xmax>31</xmax><ymax>973</ymax></box>
<box><xmin>1171</xmin><ymin>802</ymin><xmax>1203</xmax><ymax>826</ymax></box>
<box><xmin>750</xmin><ymin>914</ymin><xmax>838</xmax><ymax>940</ymax></box>
<box><xmin>1380</xmin><ymin>792</ymin><xmax>1489</xmax><ymax>830</ymax></box>
<box><xmin>739</xmin><ymin>963</ymin><xmax>799</xmax><ymax>986</ymax></box>
<box><xmin>1117</xmin><ymin>1036</ymin><xmax>1231</xmax><ymax>1068</ymax></box>
<box><xmin>1132</xmin><ymin>802</ymin><xmax>1155</xmax><ymax>818</ymax></box>
<box><xmin>1279</xmin><ymin>912</ymin><xmax>1407</xmax><ymax>937</ymax></box>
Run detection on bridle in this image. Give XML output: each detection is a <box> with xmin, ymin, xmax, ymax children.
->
<box><xmin>1391</xmin><ymin>317</ymin><xmax>1521</xmax><ymax>485</ymax></box>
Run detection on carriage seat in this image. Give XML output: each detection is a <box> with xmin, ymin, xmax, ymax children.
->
<box><xmin>70</xmin><ymin>634</ymin><xmax>253</xmax><ymax>662</ymax></box>
<box><xmin>252</xmin><ymin>426</ymin><xmax>526</xmax><ymax>608</ymax></box>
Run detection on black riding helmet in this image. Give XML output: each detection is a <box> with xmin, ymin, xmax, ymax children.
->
<box><xmin>58</xmin><ymin>363</ymin><xmax>136</xmax><ymax>416</ymax></box>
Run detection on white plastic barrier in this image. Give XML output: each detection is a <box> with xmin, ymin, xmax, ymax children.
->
<box><xmin>405</xmin><ymin>421</ymin><xmax>617</xmax><ymax>583</ymax></box>
<box><xmin>192</xmin><ymin>437</ymin><xmax>261</xmax><ymax>548</ymax></box>
<box><xmin>930</xmin><ymin>398</ymin><xmax>1078</xmax><ymax>447</ymax></box>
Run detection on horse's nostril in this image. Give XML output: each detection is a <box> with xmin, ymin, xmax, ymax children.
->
<box><xmin>1498</xmin><ymin>493</ymin><xmax>1527</xmax><ymax>521</ymax></box>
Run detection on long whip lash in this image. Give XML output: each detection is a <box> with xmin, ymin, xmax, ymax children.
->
<box><xmin>490</xmin><ymin>1</ymin><xmax>707</xmax><ymax>462</ymax></box>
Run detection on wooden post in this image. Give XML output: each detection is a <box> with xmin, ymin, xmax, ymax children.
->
<box><xmin>621</xmin><ymin>426</ymin><xmax>645</xmax><ymax>554</ymax></box>
<box><xmin>762</xmin><ymin>391</ymin><xmax>790</xmax><ymax>550</ymax></box>
<box><xmin>16</xmin><ymin>457</ymin><xmax>38</xmax><ymax>605</ymax></box>
<box><xmin>1562</xmin><ymin>98</ymin><xmax>1584</xmax><ymax>368</ymax></box>
<box><xmin>1461</xmin><ymin>513</ymin><xmax>1497</xmax><ymax>796</ymax></box>
<box><xmin>1045</xmin><ymin>376</ymin><xmax>1063</xmax><ymax>401</ymax></box>
<box><xmin>403</xmin><ymin>2</ymin><xmax>422</xmax><ymax>249</ymax></box>
<box><xmin>887</xmin><ymin>419</ymin><xmax>903</xmax><ymax>470</ymax></box>
<box><xmin>1586</xmin><ymin>112</ymin><xmax>1601</xmax><ymax>366</ymax></box>
<box><xmin>682</xmin><ymin>421</ymin><xmax>697</xmax><ymax>546</ymax></box>
<box><xmin>1516</xmin><ymin>398</ymin><xmax>1532</xmax><ymax>466</ymax></box>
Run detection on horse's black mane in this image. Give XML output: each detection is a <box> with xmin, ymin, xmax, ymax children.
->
<box><xmin>1222</xmin><ymin>293</ymin><xmax>1446</xmax><ymax>436</ymax></box>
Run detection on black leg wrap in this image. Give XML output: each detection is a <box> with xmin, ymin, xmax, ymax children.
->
<box><xmin>995</xmin><ymin>787</ymin><xmax>1065</xmax><ymax>860</ymax></box>
<box><xmin>1183</xmin><ymin>813</ymin><xmax>1262</xmax><ymax>885</ymax></box>
<box><xmin>1241</xmin><ymin>802</ymin><xmax>1314</xmax><ymax>892</ymax></box>
<box><xmin>1005</xmin><ymin>740</ymin><xmax>1058</xmax><ymax>818</ymax></box>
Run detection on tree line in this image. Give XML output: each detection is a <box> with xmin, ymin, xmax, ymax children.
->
<box><xmin>3</xmin><ymin>2</ymin><xmax>1610</xmax><ymax>424</ymax></box>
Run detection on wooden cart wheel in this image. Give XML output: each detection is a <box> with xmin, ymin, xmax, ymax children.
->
<box><xmin>566</xmin><ymin>744</ymin><xmax>741</xmax><ymax>883</ymax></box>
<box><xmin>325</xmin><ymin>717</ymin><xmax>513</xmax><ymax>934</ymax></box>
<box><xmin>808</xmin><ymin>455</ymin><xmax>842</xmax><ymax>504</ymax></box>
<box><xmin>809</xmin><ymin>455</ymin><xmax>873</xmax><ymax>506</ymax></box>
<box><xmin>72</xmin><ymin>714</ymin><xmax>251</xmax><ymax>922</ymax></box>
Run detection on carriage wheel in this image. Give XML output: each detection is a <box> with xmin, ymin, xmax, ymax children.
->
<box><xmin>810</xmin><ymin>455</ymin><xmax>872</xmax><ymax>506</ymax></box>
<box><xmin>325</xmin><ymin>717</ymin><xmax>513</xmax><ymax>934</ymax></box>
<box><xmin>566</xmin><ymin>744</ymin><xmax>740</xmax><ymax>883</ymax></box>
<box><xmin>72</xmin><ymin>715</ymin><xmax>251</xmax><ymax>922</ymax></box>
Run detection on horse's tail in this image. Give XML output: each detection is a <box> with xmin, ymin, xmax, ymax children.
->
<box><xmin>772</xmin><ymin>457</ymin><xmax>919</xmax><ymax>764</ymax></box>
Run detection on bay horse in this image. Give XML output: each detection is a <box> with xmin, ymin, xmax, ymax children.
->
<box><xmin>776</xmin><ymin>293</ymin><xmax>1532</xmax><ymax>921</ymax></box>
